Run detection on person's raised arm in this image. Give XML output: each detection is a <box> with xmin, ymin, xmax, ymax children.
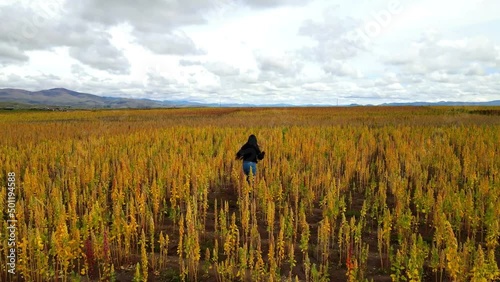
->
<box><xmin>257</xmin><ymin>147</ymin><xmax>265</xmax><ymax>160</ymax></box>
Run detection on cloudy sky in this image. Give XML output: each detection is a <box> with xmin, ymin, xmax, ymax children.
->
<box><xmin>1</xmin><ymin>0</ymin><xmax>499</xmax><ymax>105</ymax></box>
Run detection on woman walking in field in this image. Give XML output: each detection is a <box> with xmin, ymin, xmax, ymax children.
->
<box><xmin>236</xmin><ymin>134</ymin><xmax>265</xmax><ymax>182</ymax></box>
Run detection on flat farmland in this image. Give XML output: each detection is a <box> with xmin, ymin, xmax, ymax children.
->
<box><xmin>0</xmin><ymin>107</ymin><xmax>499</xmax><ymax>281</ymax></box>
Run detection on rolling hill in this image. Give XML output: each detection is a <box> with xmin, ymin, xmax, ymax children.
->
<box><xmin>0</xmin><ymin>88</ymin><xmax>169</xmax><ymax>109</ymax></box>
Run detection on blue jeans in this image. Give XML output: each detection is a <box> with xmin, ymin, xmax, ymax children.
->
<box><xmin>243</xmin><ymin>161</ymin><xmax>257</xmax><ymax>176</ymax></box>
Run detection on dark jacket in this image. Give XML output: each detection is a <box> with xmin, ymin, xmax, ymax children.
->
<box><xmin>236</xmin><ymin>135</ymin><xmax>265</xmax><ymax>163</ymax></box>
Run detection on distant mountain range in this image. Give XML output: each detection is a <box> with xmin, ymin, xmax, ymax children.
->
<box><xmin>0</xmin><ymin>88</ymin><xmax>499</xmax><ymax>109</ymax></box>
<box><xmin>378</xmin><ymin>101</ymin><xmax>500</xmax><ymax>106</ymax></box>
<box><xmin>0</xmin><ymin>88</ymin><xmax>171</xmax><ymax>109</ymax></box>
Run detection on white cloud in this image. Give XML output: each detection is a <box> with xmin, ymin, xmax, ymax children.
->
<box><xmin>67</xmin><ymin>0</ymin><xmax>208</xmax><ymax>32</ymax></box>
<box><xmin>179</xmin><ymin>59</ymin><xmax>202</xmax><ymax>66</ymax></box>
<box><xmin>302</xmin><ymin>82</ymin><xmax>330</xmax><ymax>92</ymax></box>
<box><xmin>255</xmin><ymin>52</ymin><xmax>303</xmax><ymax>77</ymax></box>
<box><xmin>0</xmin><ymin>2</ymin><xmax>131</xmax><ymax>73</ymax></box>
<box><xmin>69</xmin><ymin>39</ymin><xmax>130</xmax><ymax>75</ymax></box>
<box><xmin>1</xmin><ymin>0</ymin><xmax>499</xmax><ymax>105</ymax></box>
<box><xmin>133</xmin><ymin>30</ymin><xmax>204</xmax><ymax>55</ymax></box>
<box><xmin>384</xmin><ymin>34</ymin><xmax>500</xmax><ymax>77</ymax></box>
<box><xmin>0</xmin><ymin>43</ymin><xmax>29</xmax><ymax>64</ymax></box>
<box><xmin>244</xmin><ymin>0</ymin><xmax>312</xmax><ymax>9</ymax></box>
<box><xmin>299</xmin><ymin>13</ymin><xmax>364</xmax><ymax>61</ymax></box>
<box><xmin>323</xmin><ymin>60</ymin><xmax>362</xmax><ymax>78</ymax></box>
<box><xmin>204</xmin><ymin>61</ymin><xmax>240</xmax><ymax>77</ymax></box>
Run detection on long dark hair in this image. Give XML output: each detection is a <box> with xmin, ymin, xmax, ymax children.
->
<box><xmin>247</xmin><ymin>134</ymin><xmax>258</xmax><ymax>147</ymax></box>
